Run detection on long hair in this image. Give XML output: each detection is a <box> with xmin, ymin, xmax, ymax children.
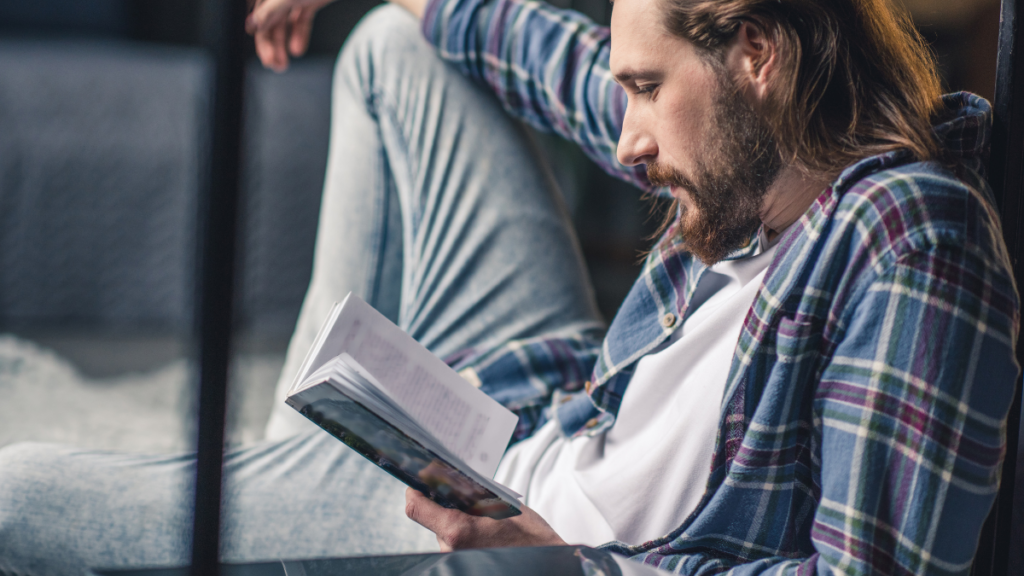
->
<box><xmin>661</xmin><ymin>0</ymin><xmax>944</xmax><ymax>177</ymax></box>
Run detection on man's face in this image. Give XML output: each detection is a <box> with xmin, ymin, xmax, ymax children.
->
<box><xmin>610</xmin><ymin>0</ymin><xmax>782</xmax><ymax>264</ymax></box>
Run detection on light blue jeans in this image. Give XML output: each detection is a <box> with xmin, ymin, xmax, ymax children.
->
<box><xmin>0</xmin><ymin>6</ymin><xmax>603</xmax><ymax>575</ymax></box>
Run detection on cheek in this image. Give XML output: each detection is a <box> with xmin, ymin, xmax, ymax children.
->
<box><xmin>659</xmin><ymin>74</ymin><xmax>719</xmax><ymax>157</ymax></box>
<box><xmin>657</xmin><ymin>106</ymin><xmax>704</xmax><ymax>170</ymax></box>
<box><xmin>676</xmin><ymin>115</ymin><xmax>722</xmax><ymax>174</ymax></box>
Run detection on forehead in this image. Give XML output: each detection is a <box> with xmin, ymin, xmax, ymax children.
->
<box><xmin>609</xmin><ymin>0</ymin><xmax>697</xmax><ymax>77</ymax></box>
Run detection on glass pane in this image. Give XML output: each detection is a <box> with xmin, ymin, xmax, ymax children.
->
<box><xmin>0</xmin><ymin>0</ymin><xmax>1013</xmax><ymax>572</ymax></box>
<box><xmin>0</xmin><ymin>35</ymin><xmax>201</xmax><ymax>453</ymax></box>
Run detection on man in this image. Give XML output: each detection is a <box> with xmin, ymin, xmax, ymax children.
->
<box><xmin>0</xmin><ymin>0</ymin><xmax>1016</xmax><ymax>573</ymax></box>
<box><xmin>249</xmin><ymin>0</ymin><xmax>1020</xmax><ymax>570</ymax></box>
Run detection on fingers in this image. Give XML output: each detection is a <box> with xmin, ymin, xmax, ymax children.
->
<box><xmin>405</xmin><ymin>488</ymin><xmax>473</xmax><ymax>549</ymax></box>
<box><xmin>247</xmin><ymin>0</ymin><xmax>295</xmax><ymax>33</ymax></box>
<box><xmin>250</xmin><ymin>2</ymin><xmax>318</xmax><ymax>70</ymax></box>
<box><xmin>405</xmin><ymin>488</ymin><xmax>452</xmax><ymax>529</ymax></box>
<box><xmin>404</xmin><ymin>488</ymin><xmax>569</xmax><ymax>551</ymax></box>
<box><xmin>270</xmin><ymin>20</ymin><xmax>289</xmax><ymax>69</ymax></box>
<box><xmin>288</xmin><ymin>7</ymin><xmax>316</xmax><ymax>58</ymax></box>
<box><xmin>254</xmin><ymin>28</ymin><xmax>277</xmax><ymax>70</ymax></box>
<box><xmin>254</xmin><ymin>23</ymin><xmax>289</xmax><ymax>72</ymax></box>
<box><xmin>247</xmin><ymin>0</ymin><xmax>332</xmax><ymax>70</ymax></box>
<box><xmin>250</xmin><ymin>0</ymin><xmax>290</xmax><ymax>71</ymax></box>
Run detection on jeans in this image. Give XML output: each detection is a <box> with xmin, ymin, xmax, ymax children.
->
<box><xmin>0</xmin><ymin>5</ymin><xmax>602</xmax><ymax>575</ymax></box>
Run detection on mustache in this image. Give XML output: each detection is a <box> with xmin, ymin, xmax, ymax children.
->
<box><xmin>647</xmin><ymin>161</ymin><xmax>705</xmax><ymax>202</ymax></box>
<box><xmin>647</xmin><ymin>161</ymin><xmax>687</xmax><ymax>189</ymax></box>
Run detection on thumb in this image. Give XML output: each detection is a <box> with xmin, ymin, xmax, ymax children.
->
<box><xmin>405</xmin><ymin>488</ymin><xmax>461</xmax><ymax>530</ymax></box>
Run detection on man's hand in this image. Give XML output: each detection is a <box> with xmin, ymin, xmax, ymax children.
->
<box><xmin>405</xmin><ymin>488</ymin><xmax>568</xmax><ymax>551</ymax></box>
<box><xmin>246</xmin><ymin>0</ymin><xmax>335</xmax><ymax>72</ymax></box>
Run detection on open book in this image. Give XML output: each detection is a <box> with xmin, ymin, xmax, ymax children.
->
<box><xmin>285</xmin><ymin>293</ymin><xmax>522</xmax><ymax>520</ymax></box>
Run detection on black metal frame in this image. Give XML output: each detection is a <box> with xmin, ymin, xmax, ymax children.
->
<box><xmin>971</xmin><ymin>0</ymin><xmax>1024</xmax><ymax>575</ymax></box>
<box><xmin>190</xmin><ymin>1</ymin><xmax>247</xmax><ymax>575</ymax></box>
<box><xmin>187</xmin><ymin>0</ymin><xmax>1024</xmax><ymax>574</ymax></box>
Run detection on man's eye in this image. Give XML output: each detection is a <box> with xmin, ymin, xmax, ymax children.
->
<box><xmin>635</xmin><ymin>84</ymin><xmax>658</xmax><ymax>98</ymax></box>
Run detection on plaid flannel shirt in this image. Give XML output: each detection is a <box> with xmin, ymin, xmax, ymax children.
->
<box><xmin>422</xmin><ymin>0</ymin><xmax>1021</xmax><ymax>573</ymax></box>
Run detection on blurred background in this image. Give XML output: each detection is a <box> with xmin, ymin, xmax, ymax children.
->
<box><xmin>0</xmin><ymin>0</ymin><xmax>1017</xmax><ymax>563</ymax></box>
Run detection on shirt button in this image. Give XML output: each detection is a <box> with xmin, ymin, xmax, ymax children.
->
<box><xmin>584</xmin><ymin>380</ymin><xmax>593</xmax><ymax>393</ymax></box>
<box><xmin>585</xmin><ymin>418</ymin><xmax>600</xmax><ymax>429</ymax></box>
<box><xmin>661</xmin><ymin>312</ymin><xmax>677</xmax><ymax>329</ymax></box>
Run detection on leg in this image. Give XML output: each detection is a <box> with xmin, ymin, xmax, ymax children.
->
<box><xmin>0</xmin><ymin>432</ymin><xmax>435</xmax><ymax>576</ymax></box>
<box><xmin>0</xmin><ymin>5</ymin><xmax>600</xmax><ymax>574</ymax></box>
<box><xmin>265</xmin><ymin>3</ymin><xmax>601</xmax><ymax>439</ymax></box>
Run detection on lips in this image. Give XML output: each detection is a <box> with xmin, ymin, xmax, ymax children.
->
<box><xmin>669</xmin><ymin>185</ymin><xmax>692</xmax><ymax>205</ymax></box>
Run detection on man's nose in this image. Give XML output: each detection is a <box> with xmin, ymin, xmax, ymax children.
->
<box><xmin>616</xmin><ymin>108</ymin><xmax>657</xmax><ymax>167</ymax></box>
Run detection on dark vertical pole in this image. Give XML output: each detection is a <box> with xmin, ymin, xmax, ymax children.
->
<box><xmin>973</xmin><ymin>0</ymin><xmax>1024</xmax><ymax>574</ymax></box>
<box><xmin>191</xmin><ymin>0</ymin><xmax>246</xmax><ymax>575</ymax></box>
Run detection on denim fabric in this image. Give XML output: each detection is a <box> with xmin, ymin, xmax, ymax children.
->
<box><xmin>0</xmin><ymin>6</ymin><xmax>602</xmax><ymax>575</ymax></box>
<box><xmin>262</xmin><ymin>0</ymin><xmax>603</xmax><ymax>441</ymax></box>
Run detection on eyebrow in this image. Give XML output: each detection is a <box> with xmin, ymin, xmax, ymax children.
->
<box><xmin>612</xmin><ymin>68</ymin><xmax>662</xmax><ymax>84</ymax></box>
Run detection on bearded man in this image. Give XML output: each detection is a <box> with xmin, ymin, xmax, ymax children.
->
<box><xmin>0</xmin><ymin>0</ymin><xmax>1017</xmax><ymax>573</ymax></box>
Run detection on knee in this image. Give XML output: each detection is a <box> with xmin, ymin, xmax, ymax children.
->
<box><xmin>335</xmin><ymin>4</ymin><xmax>439</xmax><ymax>94</ymax></box>
<box><xmin>343</xmin><ymin>4</ymin><xmax>423</xmax><ymax>59</ymax></box>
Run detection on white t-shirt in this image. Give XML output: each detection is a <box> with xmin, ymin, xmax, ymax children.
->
<box><xmin>495</xmin><ymin>234</ymin><xmax>779</xmax><ymax>546</ymax></box>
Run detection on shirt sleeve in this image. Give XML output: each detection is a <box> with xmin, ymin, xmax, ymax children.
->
<box><xmin>420</xmin><ymin>0</ymin><xmax>652</xmax><ymax>190</ymax></box>
<box><xmin>615</xmin><ymin>242</ymin><xmax>1019</xmax><ymax>574</ymax></box>
<box><xmin>448</xmin><ymin>325</ymin><xmax>605</xmax><ymax>442</ymax></box>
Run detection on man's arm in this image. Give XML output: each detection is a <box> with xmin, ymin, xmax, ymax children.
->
<box><xmin>419</xmin><ymin>0</ymin><xmax>650</xmax><ymax>190</ymax></box>
<box><xmin>806</xmin><ymin>245</ymin><xmax>1015</xmax><ymax>574</ymax></box>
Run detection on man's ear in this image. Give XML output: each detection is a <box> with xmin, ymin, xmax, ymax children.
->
<box><xmin>726</xmin><ymin>20</ymin><xmax>777</xmax><ymax>104</ymax></box>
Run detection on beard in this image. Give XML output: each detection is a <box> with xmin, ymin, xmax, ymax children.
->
<box><xmin>647</xmin><ymin>71</ymin><xmax>783</xmax><ymax>266</ymax></box>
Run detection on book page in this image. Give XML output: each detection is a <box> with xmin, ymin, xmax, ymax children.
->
<box><xmin>289</xmin><ymin>299</ymin><xmax>346</xmax><ymax>395</ymax></box>
<box><xmin>300</xmin><ymin>293</ymin><xmax>518</xmax><ymax>478</ymax></box>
